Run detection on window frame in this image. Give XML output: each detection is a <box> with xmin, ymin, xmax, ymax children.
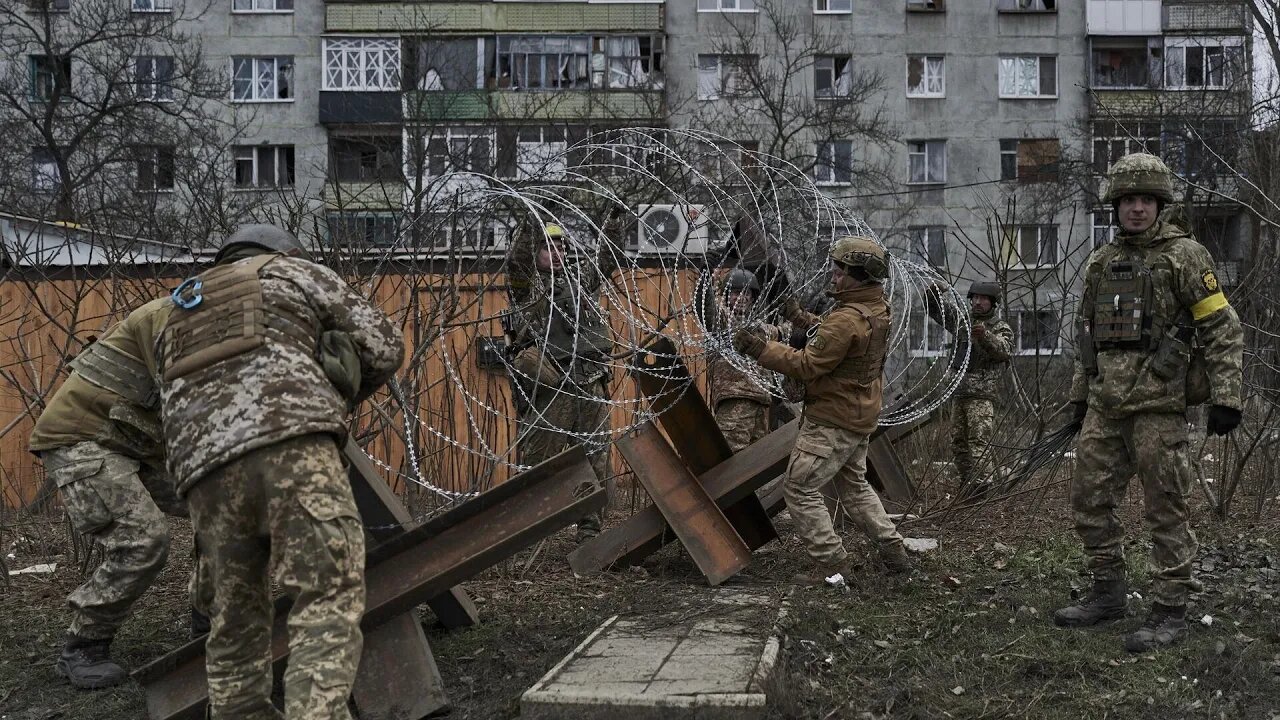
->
<box><xmin>906</xmin><ymin>0</ymin><xmax>945</xmax><ymax>12</ymax></box>
<box><xmin>1164</xmin><ymin>37</ymin><xmax>1243</xmax><ymax>90</ymax></box>
<box><xmin>907</xmin><ymin>139</ymin><xmax>946</xmax><ymax>185</ymax></box>
<box><xmin>329</xmin><ymin>136</ymin><xmax>402</xmax><ymax>183</ymax></box>
<box><xmin>813</xmin><ymin>139</ymin><xmax>854</xmax><ymax>185</ymax></box>
<box><xmin>135</xmin><ymin>145</ymin><xmax>177</xmax><ymax>192</ymax></box>
<box><xmin>1091</xmin><ymin>208</ymin><xmax>1117</xmax><ymax>248</ymax></box>
<box><xmin>814</xmin><ymin>0</ymin><xmax>852</xmax><ymax>13</ymax></box>
<box><xmin>231</xmin><ymin>0</ymin><xmax>294</xmax><ymax>13</ymax></box>
<box><xmin>1000</xmin><ymin>139</ymin><xmax>1019</xmax><ymax>181</ymax></box>
<box><xmin>998</xmin><ymin>55</ymin><xmax>1058</xmax><ymax>99</ymax></box>
<box><xmin>424</xmin><ymin>127</ymin><xmax>494</xmax><ymax>177</ymax></box>
<box><xmin>697</xmin><ymin>0</ymin><xmax>757</xmax><ymax>13</ymax></box>
<box><xmin>997</xmin><ymin>0</ymin><xmax>1056</xmax><ymax>11</ymax></box>
<box><xmin>233</xmin><ymin>145</ymin><xmax>295</xmax><ymax>189</ymax></box>
<box><xmin>323</xmin><ymin>37</ymin><xmax>401</xmax><ymax>92</ymax></box>
<box><xmin>906</xmin><ymin>54</ymin><xmax>945</xmax><ymax>98</ymax></box>
<box><xmin>31</xmin><ymin>147</ymin><xmax>62</xmax><ymax>192</ymax></box>
<box><xmin>909</xmin><ymin>225</ymin><xmax>947</xmax><ymax>267</ymax></box>
<box><xmin>29</xmin><ymin>55</ymin><xmax>72</xmax><ymax>103</ymax></box>
<box><xmin>1011</xmin><ymin>224</ymin><xmax>1059</xmax><ymax>269</ymax></box>
<box><xmin>696</xmin><ymin>54</ymin><xmax>755</xmax><ymax>101</ymax></box>
<box><xmin>135</xmin><ymin>56</ymin><xmax>175</xmax><ymax>102</ymax></box>
<box><xmin>1013</xmin><ymin>308</ymin><xmax>1061</xmax><ymax>356</ymax></box>
<box><xmin>907</xmin><ymin>311</ymin><xmax>948</xmax><ymax>358</ymax></box>
<box><xmin>1091</xmin><ymin>121</ymin><xmax>1161</xmax><ymax>174</ymax></box>
<box><xmin>814</xmin><ymin>54</ymin><xmax>853</xmax><ymax>99</ymax></box>
<box><xmin>513</xmin><ymin>126</ymin><xmax>569</xmax><ymax>180</ymax></box>
<box><xmin>132</xmin><ymin>0</ymin><xmax>173</xmax><ymax>11</ymax></box>
<box><xmin>325</xmin><ymin>212</ymin><xmax>401</xmax><ymax>248</ymax></box>
<box><xmin>230</xmin><ymin>56</ymin><xmax>295</xmax><ymax>102</ymax></box>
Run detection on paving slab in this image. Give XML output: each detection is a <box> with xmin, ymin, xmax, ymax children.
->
<box><xmin>521</xmin><ymin>589</ymin><xmax>783</xmax><ymax>720</ymax></box>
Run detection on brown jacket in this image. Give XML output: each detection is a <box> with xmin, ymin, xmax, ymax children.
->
<box><xmin>756</xmin><ymin>284</ymin><xmax>890</xmax><ymax>435</ymax></box>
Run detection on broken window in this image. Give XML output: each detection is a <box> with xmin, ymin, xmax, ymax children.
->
<box><xmin>1016</xmin><ymin>139</ymin><xmax>1060</xmax><ymax>183</ymax></box>
<box><xmin>697</xmin><ymin>54</ymin><xmax>755</xmax><ymax>100</ymax></box>
<box><xmin>998</xmin><ymin>55</ymin><xmax>1056</xmax><ymax>97</ymax></box>
<box><xmin>31</xmin><ymin>147</ymin><xmax>62</xmax><ymax>191</ymax></box>
<box><xmin>330</xmin><ymin>136</ymin><xmax>402</xmax><ymax>182</ymax></box>
<box><xmin>1091</xmin><ymin>39</ymin><xmax>1162</xmax><ymax>89</ymax></box>
<box><xmin>30</xmin><ymin>55</ymin><xmax>71</xmax><ymax>102</ymax></box>
<box><xmin>910</xmin><ymin>226</ymin><xmax>946</xmax><ymax>267</ymax></box>
<box><xmin>908</xmin><ymin>140</ymin><xmax>945</xmax><ymax>184</ymax></box>
<box><xmin>906</xmin><ymin>55</ymin><xmax>944</xmax><ymax>97</ymax></box>
<box><xmin>1165</xmin><ymin>38</ymin><xmax>1242</xmax><ymax>89</ymax></box>
<box><xmin>814</xmin><ymin>140</ymin><xmax>853</xmax><ymax>184</ymax></box>
<box><xmin>1091</xmin><ymin>121</ymin><xmax>1161</xmax><ymax>173</ymax></box>
<box><xmin>815</xmin><ymin>55</ymin><xmax>853</xmax><ymax>98</ymax></box>
<box><xmin>496</xmin><ymin>36</ymin><xmax>590</xmax><ymax>91</ymax></box>
<box><xmin>594</xmin><ymin>36</ymin><xmax>664</xmax><ymax>89</ymax></box>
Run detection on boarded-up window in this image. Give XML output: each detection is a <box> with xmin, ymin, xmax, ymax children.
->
<box><xmin>1017</xmin><ymin>139</ymin><xmax>1060</xmax><ymax>183</ymax></box>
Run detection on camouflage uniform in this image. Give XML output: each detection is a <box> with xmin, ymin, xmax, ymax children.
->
<box><xmin>29</xmin><ymin>298</ymin><xmax>177</xmax><ymax>650</ymax></box>
<box><xmin>1069</xmin><ymin>214</ymin><xmax>1243</xmax><ymax>608</ymax></box>
<box><xmin>925</xmin><ymin>295</ymin><xmax>1014</xmax><ymax>487</ymax></box>
<box><xmin>160</xmin><ymin>234</ymin><xmax>404</xmax><ymax>720</ymax></box>
<box><xmin>507</xmin><ymin>221</ymin><xmax>621</xmax><ymax>536</ymax></box>
<box><xmin>707</xmin><ymin>275</ymin><xmax>786</xmax><ymax>452</ymax></box>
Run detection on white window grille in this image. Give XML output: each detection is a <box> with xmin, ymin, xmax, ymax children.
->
<box><xmin>233</xmin><ymin>145</ymin><xmax>295</xmax><ymax>188</ymax></box>
<box><xmin>908</xmin><ymin>140</ymin><xmax>946</xmax><ymax>184</ymax></box>
<box><xmin>814</xmin><ymin>140</ymin><xmax>853</xmax><ymax>185</ymax></box>
<box><xmin>998</xmin><ymin>55</ymin><xmax>1057</xmax><ymax>98</ymax></box>
<box><xmin>231</xmin><ymin>56</ymin><xmax>294</xmax><ymax>101</ymax></box>
<box><xmin>906</xmin><ymin>55</ymin><xmax>944</xmax><ymax>97</ymax></box>
<box><xmin>323</xmin><ymin>38</ymin><xmax>401</xmax><ymax>92</ymax></box>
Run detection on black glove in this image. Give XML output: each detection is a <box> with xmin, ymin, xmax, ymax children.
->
<box><xmin>1065</xmin><ymin>401</ymin><xmax>1088</xmax><ymax>434</ymax></box>
<box><xmin>1207</xmin><ymin>405</ymin><xmax>1242</xmax><ymax>436</ymax></box>
<box><xmin>788</xmin><ymin>327</ymin><xmax>809</xmax><ymax>350</ymax></box>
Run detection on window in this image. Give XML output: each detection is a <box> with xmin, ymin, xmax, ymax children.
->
<box><xmin>135</xmin><ymin>56</ymin><xmax>174</xmax><ymax>101</ymax></box>
<box><xmin>30</xmin><ymin>0</ymin><xmax>72</xmax><ymax>11</ymax></box>
<box><xmin>330</xmin><ymin>136</ymin><xmax>401</xmax><ymax>182</ymax></box>
<box><xmin>1013</xmin><ymin>309</ymin><xmax>1060</xmax><ymax>354</ymax></box>
<box><xmin>425</xmin><ymin>128</ymin><xmax>492</xmax><ymax>176</ymax></box>
<box><xmin>697</xmin><ymin>0</ymin><xmax>756</xmax><ymax>11</ymax></box>
<box><xmin>323</xmin><ymin>38</ymin><xmax>400</xmax><ymax>91</ymax></box>
<box><xmin>814</xmin><ymin>140</ymin><xmax>853</xmax><ymax>185</ymax></box>
<box><xmin>814</xmin><ymin>55</ymin><xmax>853</xmax><ymax>99</ymax></box>
<box><xmin>1011</xmin><ymin>225</ymin><xmax>1058</xmax><ymax>267</ymax></box>
<box><xmin>232</xmin><ymin>0</ymin><xmax>292</xmax><ymax>11</ymax></box>
<box><xmin>908</xmin><ymin>312</ymin><xmax>947</xmax><ymax>357</ymax></box>
<box><xmin>1092</xmin><ymin>209</ymin><xmax>1116</xmax><ymax>247</ymax></box>
<box><xmin>910</xmin><ymin>226</ymin><xmax>946</xmax><ymax>267</ymax></box>
<box><xmin>815</xmin><ymin>0</ymin><xmax>852</xmax><ymax>12</ymax></box>
<box><xmin>999</xmin><ymin>138</ymin><xmax>1060</xmax><ymax>183</ymax></box>
<box><xmin>908</xmin><ymin>140</ymin><xmax>945</xmax><ymax>184</ymax></box>
<box><xmin>1165</xmin><ymin>38</ymin><xmax>1243</xmax><ymax>90</ymax></box>
<box><xmin>694</xmin><ymin>140</ymin><xmax>759</xmax><ymax>184</ymax></box>
<box><xmin>495</xmin><ymin>36</ymin><xmax>591</xmax><ymax>91</ymax></box>
<box><xmin>234</xmin><ymin>145</ymin><xmax>295</xmax><ymax>188</ymax></box>
<box><xmin>906</xmin><ymin>0</ymin><xmax>944</xmax><ymax>11</ymax></box>
<box><xmin>132</xmin><ymin>0</ymin><xmax>172</xmax><ymax>10</ymax></box>
<box><xmin>135</xmin><ymin>146</ymin><xmax>176</xmax><ymax>191</ymax></box>
<box><xmin>30</xmin><ymin>55</ymin><xmax>71</xmax><ymax>102</ymax></box>
<box><xmin>1091</xmin><ymin>121</ymin><xmax>1160</xmax><ymax>173</ymax></box>
<box><xmin>513</xmin><ymin>126</ymin><xmax>568</xmax><ymax>180</ymax></box>
<box><xmin>424</xmin><ymin>215</ymin><xmax>506</xmax><ymax>254</ymax></box>
<box><xmin>31</xmin><ymin>148</ymin><xmax>61</xmax><ymax>191</ymax></box>
<box><xmin>997</xmin><ymin>0</ymin><xmax>1055</xmax><ymax>10</ymax></box>
<box><xmin>326</xmin><ymin>212</ymin><xmax>399</xmax><ymax>247</ymax></box>
<box><xmin>998</xmin><ymin>55</ymin><xmax>1057</xmax><ymax>98</ymax></box>
<box><xmin>1163</xmin><ymin>118</ymin><xmax>1237</xmax><ymax>178</ymax></box>
<box><xmin>597</xmin><ymin>36</ymin><xmax>664</xmax><ymax>89</ymax></box>
<box><xmin>231</xmin><ymin>56</ymin><xmax>293</xmax><ymax>101</ymax></box>
<box><xmin>697</xmin><ymin>54</ymin><xmax>755</xmax><ymax>100</ymax></box>
<box><xmin>1091</xmin><ymin>39</ymin><xmax>1162</xmax><ymax>89</ymax></box>
<box><xmin>906</xmin><ymin>55</ymin><xmax>944</xmax><ymax>97</ymax></box>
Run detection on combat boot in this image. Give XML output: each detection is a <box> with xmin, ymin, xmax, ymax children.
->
<box><xmin>1123</xmin><ymin>603</ymin><xmax>1187</xmax><ymax>653</ymax></box>
<box><xmin>792</xmin><ymin>558</ymin><xmax>853</xmax><ymax>586</ymax></box>
<box><xmin>877</xmin><ymin>541</ymin><xmax>914</xmax><ymax>575</ymax></box>
<box><xmin>1052</xmin><ymin>579</ymin><xmax>1128</xmax><ymax>627</ymax></box>
<box><xmin>55</xmin><ymin>635</ymin><xmax>126</xmax><ymax>689</ymax></box>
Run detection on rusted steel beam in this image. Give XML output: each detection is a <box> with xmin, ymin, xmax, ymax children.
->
<box><xmin>569</xmin><ymin>421</ymin><xmax>798</xmax><ymax>574</ymax></box>
<box><xmin>353</xmin><ymin>614</ymin><xmax>450</xmax><ymax>720</ymax></box>
<box><xmin>344</xmin><ymin>438</ymin><xmax>480</xmax><ymax>629</ymax></box>
<box><xmin>135</xmin><ymin>448</ymin><xmax>603</xmax><ymax>720</ymax></box>
<box><xmin>617</xmin><ymin>423</ymin><xmax>752</xmax><ymax>585</ymax></box>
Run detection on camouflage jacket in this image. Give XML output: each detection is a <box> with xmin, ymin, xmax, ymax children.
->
<box><xmin>707</xmin><ymin>280</ymin><xmax>787</xmax><ymax>407</ymax></box>
<box><xmin>756</xmin><ymin>284</ymin><xmax>889</xmax><ymax>435</ymax></box>
<box><xmin>30</xmin><ymin>297</ymin><xmax>173</xmax><ymax>462</ymax></box>
<box><xmin>924</xmin><ymin>296</ymin><xmax>1014</xmax><ymax>401</ymax></box>
<box><xmin>160</xmin><ymin>254</ymin><xmax>404</xmax><ymax>495</ymax></box>
<box><xmin>1069</xmin><ymin>220</ymin><xmax>1244</xmax><ymax>416</ymax></box>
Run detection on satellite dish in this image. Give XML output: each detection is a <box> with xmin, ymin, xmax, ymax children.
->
<box><xmin>642</xmin><ymin>208</ymin><xmax>682</xmax><ymax>248</ymax></box>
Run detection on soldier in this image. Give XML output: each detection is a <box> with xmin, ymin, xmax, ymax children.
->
<box><xmin>924</xmin><ymin>281</ymin><xmax>1014</xmax><ymax>494</ymax></box>
<box><xmin>507</xmin><ymin>217</ymin><xmax>621</xmax><ymax>543</ymax></box>
<box><xmin>734</xmin><ymin>236</ymin><xmax>912</xmax><ymax>583</ymax></box>
<box><xmin>160</xmin><ymin>224</ymin><xmax>404</xmax><ymax>719</ymax></box>
<box><xmin>29</xmin><ymin>297</ymin><xmax>185</xmax><ymax>689</ymax></box>
<box><xmin>709</xmin><ymin>268</ymin><xmax>781</xmax><ymax>452</ymax></box>
<box><xmin>1053</xmin><ymin>154</ymin><xmax>1244</xmax><ymax>652</ymax></box>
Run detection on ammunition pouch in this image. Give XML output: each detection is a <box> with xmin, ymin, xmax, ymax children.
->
<box><xmin>1077</xmin><ymin>318</ymin><xmax>1098</xmax><ymax>375</ymax></box>
<box><xmin>70</xmin><ymin>341</ymin><xmax>158</xmax><ymax>409</ymax></box>
<box><xmin>1091</xmin><ymin>259</ymin><xmax>1156</xmax><ymax>352</ymax></box>
<box><xmin>1148</xmin><ymin>322</ymin><xmax>1193</xmax><ymax>382</ymax></box>
<box><xmin>318</xmin><ymin>330</ymin><xmax>362</xmax><ymax>406</ymax></box>
<box><xmin>1186</xmin><ymin>343</ymin><xmax>1211</xmax><ymax>406</ymax></box>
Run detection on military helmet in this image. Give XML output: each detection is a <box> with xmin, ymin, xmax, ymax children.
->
<box><xmin>544</xmin><ymin>223</ymin><xmax>565</xmax><ymax>240</ymax></box>
<box><xmin>724</xmin><ymin>267</ymin><xmax>760</xmax><ymax>295</ymax></box>
<box><xmin>215</xmin><ymin>224</ymin><xmax>307</xmax><ymax>264</ymax></box>
<box><xmin>830</xmin><ymin>235</ymin><xmax>889</xmax><ymax>281</ymax></box>
<box><xmin>1102</xmin><ymin>152</ymin><xmax>1175</xmax><ymax>204</ymax></box>
<box><xmin>967</xmin><ymin>281</ymin><xmax>1001</xmax><ymax>304</ymax></box>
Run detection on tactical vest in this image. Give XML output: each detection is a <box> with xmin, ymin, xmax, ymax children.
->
<box><xmin>539</xmin><ymin>273</ymin><xmax>614</xmax><ymax>362</ymax></box>
<box><xmin>163</xmin><ymin>254</ymin><xmax>316</xmax><ymax>382</ymax></box>
<box><xmin>1089</xmin><ymin>258</ymin><xmax>1157</xmax><ymax>350</ymax></box>
<box><xmin>829</xmin><ymin>303</ymin><xmax>890</xmax><ymax>384</ymax></box>
<box><xmin>70</xmin><ymin>340</ymin><xmax>158</xmax><ymax>409</ymax></box>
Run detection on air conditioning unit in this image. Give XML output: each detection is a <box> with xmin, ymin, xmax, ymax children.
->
<box><xmin>634</xmin><ymin>204</ymin><xmax>711</xmax><ymax>256</ymax></box>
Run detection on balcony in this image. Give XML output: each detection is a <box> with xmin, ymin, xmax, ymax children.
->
<box><xmin>1088</xmin><ymin>88</ymin><xmax>1249</xmax><ymax>117</ymax></box>
<box><xmin>319</xmin><ymin>92</ymin><xmax>402</xmax><ymax>125</ymax></box>
<box><xmin>403</xmin><ymin>89</ymin><xmax>664</xmax><ymax>122</ymax></box>
<box><xmin>1087</xmin><ymin>0</ymin><xmax>1159</xmax><ymax>35</ymax></box>
<box><xmin>322</xmin><ymin>181</ymin><xmax>405</xmax><ymax>211</ymax></box>
<box><xmin>1163</xmin><ymin>1</ymin><xmax>1249</xmax><ymax>33</ymax></box>
<box><xmin>326</xmin><ymin>2</ymin><xmax>663</xmax><ymax>33</ymax></box>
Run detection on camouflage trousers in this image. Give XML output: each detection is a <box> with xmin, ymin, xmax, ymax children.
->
<box><xmin>41</xmin><ymin>441</ymin><xmax>170</xmax><ymax>641</ymax></box>
<box><xmin>1073</xmin><ymin>411</ymin><xmax>1199</xmax><ymax>607</ymax></box>
<box><xmin>784</xmin><ymin>419</ymin><xmax>903</xmax><ymax>564</ymax></box>
<box><xmin>714</xmin><ymin>398</ymin><xmax>770</xmax><ymax>453</ymax></box>
<box><xmin>516</xmin><ymin>373</ymin><xmax>611</xmax><ymax>535</ymax></box>
<box><xmin>186</xmin><ymin>434</ymin><xmax>365</xmax><ymax>720</ymax></box>
<box><xmin>952</xmin><ymin>397</ymin><xmax>995</xmax><ymax>486</ymax></box>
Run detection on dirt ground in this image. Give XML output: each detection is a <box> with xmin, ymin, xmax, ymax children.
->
<box><xmin>3</xmin><ymin>486</ymin><xmax>1280</xmax><ymax>720</ymax></box>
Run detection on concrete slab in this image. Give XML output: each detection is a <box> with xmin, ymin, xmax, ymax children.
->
<box><xmin>521</xmin><ymin>589</ymin><xmax>784</xmax><ymax>720</ymax></box>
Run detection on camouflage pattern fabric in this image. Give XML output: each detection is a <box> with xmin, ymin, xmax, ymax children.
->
<box><xmin>952</xmin><ymin>397</ymin><xmax>995</xmax><ymax>486</ymax></box>
<box><xmin>514</xmin><ymin>370</ymin><xmax>611</xmax><ymax>534</ymax></box>
<box><xmin>41</xmin><ymin>441</ymin><xmax>170</xmax><ymax>641</ymax></box>
<box><xmin>924</xmin><ymin>300</ymin><xmax>1014</xmax><ymax>401</ymax></box>
<box><xmin>784</xmin><ymin>419</ymin><xmax>903</xmax><ymax>564</ymax></box>
<box><xmin>186</xmin><ymin>434</ymin><xmax>364</xmax><ymax>720</ymax></box>
<box><xmin>714</xmin><ymin>398</ymin><xmax>770</xmax><ymax>453</ymax></box>
<box><xmin>161</xmin><ymin>255</ymin><xmax>404</xmax><ymax>496</ymax></box>
<box><xmin>1073</xmin><ymin>411</ymin><xmax>1198</xmax><ymax>607</ymax></box>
